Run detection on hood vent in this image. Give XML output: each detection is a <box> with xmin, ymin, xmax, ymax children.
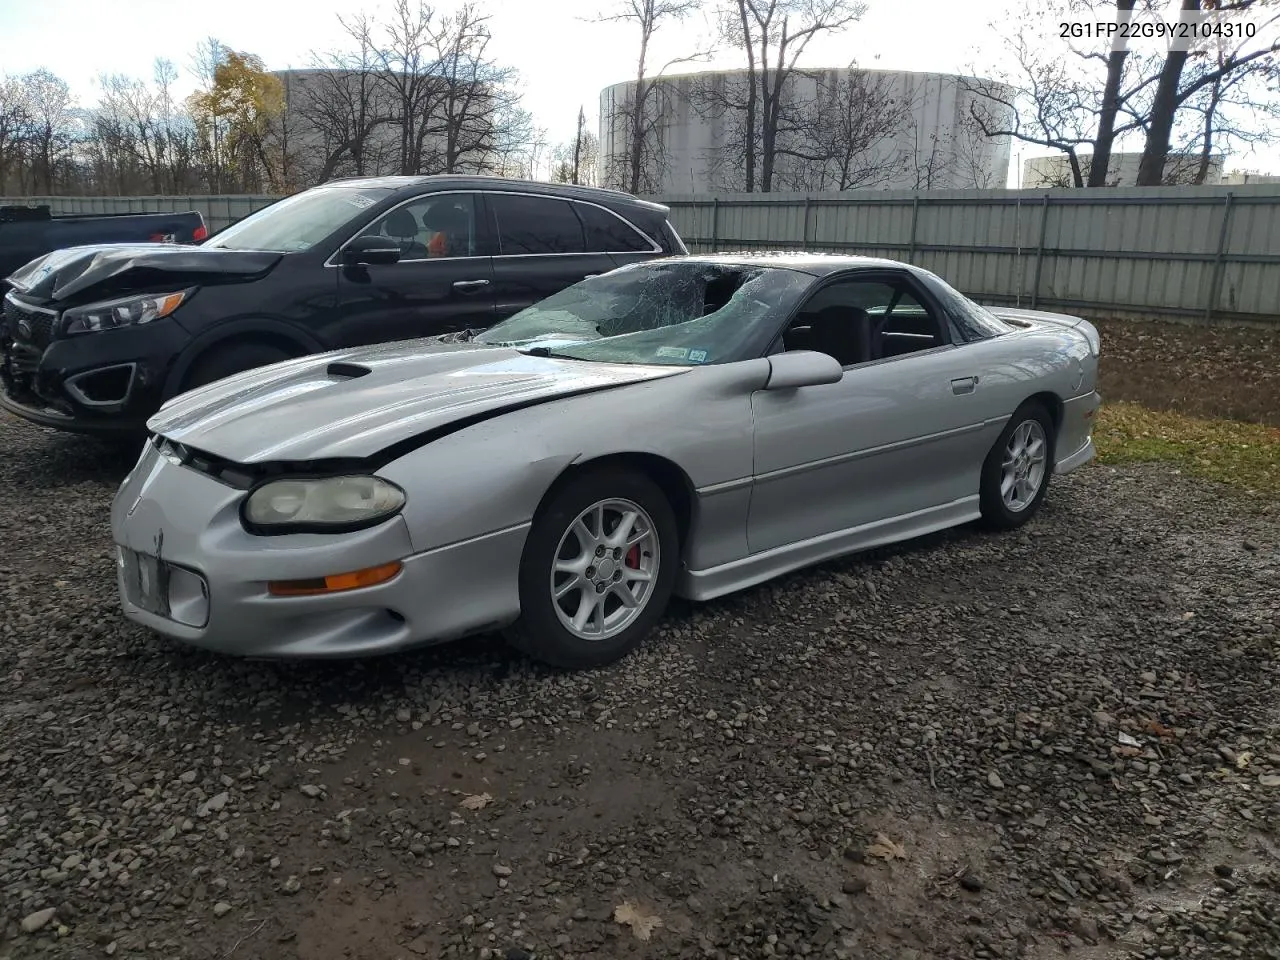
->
<box><xmin>326</xmin><ymin>361</ymin><xmax>372</xmax><ymax>380</ymax></box>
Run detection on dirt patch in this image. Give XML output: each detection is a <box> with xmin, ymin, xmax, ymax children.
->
<box><xmin>1094</xmin><ymin>316</ymin><xmax>1280</xmax><ymax>425</ymax></box>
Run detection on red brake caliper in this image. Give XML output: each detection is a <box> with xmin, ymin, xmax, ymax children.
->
<box><xmin>625</xmin><ymin>544</ymin><xmax>641</xmax><ymax>569</ymax></box>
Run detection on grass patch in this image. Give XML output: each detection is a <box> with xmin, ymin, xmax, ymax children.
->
<box><xmin>1094</xmin><ymin>402</ymin><xmax>1280</xmax><ymax>496</ymax></box>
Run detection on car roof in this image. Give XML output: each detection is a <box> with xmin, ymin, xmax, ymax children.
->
<box><xmin>320</xmin><ymin>174</ymin><xmax>671</xmax><ymax>215</ymax></box>
<box><xmin>662</xmin><ymin>251</ymin><xmax>922</xmax><ymax>277</ymax></box>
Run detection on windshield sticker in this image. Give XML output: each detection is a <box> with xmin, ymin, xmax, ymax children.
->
<box><xmin>688</xmin><ymin>349</ymin><xmax>709</xmax><ymax>363</ymax></box>
<box><xmin>345</xmin><ymin>194</ymin><xmax>378</xmax><ymax>209</ymax></box>
<box><xmin>655</xmin><ymin>346</ymin><xmax>689</xmax><ymax>359</ymax></box>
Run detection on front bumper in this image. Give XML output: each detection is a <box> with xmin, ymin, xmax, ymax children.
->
<box><xmin>1</xmin><ymin>315</ymin><xmax>191</xmax><ymax>434</ymax></box>
<box><xmin>112</xmin><ymin>442</ymin><xmax>527</xmax><ymax>657</ymax></box>
<box><xmin>1053</xmin><ymin>390</ymin><xmax>1101</xmax><ymax>475</ymax></box>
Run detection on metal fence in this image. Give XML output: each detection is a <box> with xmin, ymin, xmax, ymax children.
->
<box><xmin>6</xmin><ymin>185</ymin><xmax>1280</xmax><ymax>322</ymax></box>
<box><xmin>660</xmin><ymin>185</ymin><xmax>1280</xmax><ymax>324</ymax></box>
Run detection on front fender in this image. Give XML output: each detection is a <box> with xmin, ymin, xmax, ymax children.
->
<box><xmin>163</xmin><ymin>316</ymin><xmax>327</xmax><ymax>399</ymax></box>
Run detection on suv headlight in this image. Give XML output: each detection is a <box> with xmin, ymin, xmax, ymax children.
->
<box><xmin>243</xmin><ymin>476</ymin><xmax>406</xmax><ymax>533</ymax></box>
<box><xmin>63</xmin><ymin>290</ymin><xmax>190</xmax><ymax>335</ymax></box>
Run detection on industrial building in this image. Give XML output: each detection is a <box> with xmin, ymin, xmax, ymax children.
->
<box><xmin>598</xmin><ymin>68</ymin><xmax>1016</xmax><ymax>194</ymax></box>
<box><xmin>1021</xmin><ymin>152</ymin><xmax>1226</xmax><ymax>188</ymax></box>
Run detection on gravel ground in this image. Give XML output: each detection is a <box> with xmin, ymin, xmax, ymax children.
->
<box><xmin>1</xmin><ymin>414</ymin><xmax>1278</xmax><ymax>960</ymax></box>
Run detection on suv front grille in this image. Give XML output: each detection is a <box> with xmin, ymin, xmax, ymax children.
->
<box><xmin>3</xmin><ymin>292</ymin><xmax>57</xmax><ymax>348</ymax></box>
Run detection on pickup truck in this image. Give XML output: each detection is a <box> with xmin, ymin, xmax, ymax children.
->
<box><xmin>0</xmin><ymin>205</ymin><xmax>208</xmax><ymax>287</ymax></box>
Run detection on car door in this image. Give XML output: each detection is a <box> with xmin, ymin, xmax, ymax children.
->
<box><xmin>483</xmin><ymin>192</ymin><xmax>618</xmax><ymax>319</ymax></box>
<box><xmin>746</xmin><ymin>270</ymin><xmax>1001</xmax><ymax>555</ymax></box>
<box><xmin>333</xmin><ymin>191</ymin><xmax>496</xmax><ymax>348</ymax></box>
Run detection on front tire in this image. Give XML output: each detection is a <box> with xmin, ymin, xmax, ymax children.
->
<box><xmin>979</xmin><ymin>401</ymin><xmax>1055</xmax><ymax>530</ymax></box>
<box><xmin>506</xmin><ymin>468</ymin><xmax>679</xmax><ymax>670</ymax></box>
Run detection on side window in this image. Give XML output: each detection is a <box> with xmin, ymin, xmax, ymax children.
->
<box><xmin>358</xmin><ymin>194</ymin><xmax>480</xmax><ymax>260</ymax></box>
<box><xmin>575</xmin><ymin>202</ymin><xmax>655</xmax><ymax>253</ymax></box>
<box><xmin>781</xmin><ymin>277</ymin><xmax>944</xmax><ymax>366</ymax></box>
<box><xmin>488</xmin><ymin>194</ymin><xmax>585</xmax><ymax>255</ymax></box>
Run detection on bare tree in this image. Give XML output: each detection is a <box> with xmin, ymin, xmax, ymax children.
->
<box><xmin>771</xmin><ymin>68</ymin><xmax>912</xmax><ymax>190</ymax></box>
<box><xmin>300</xmin><ymin>15</ymin><xmax>394</xmax><ymax>181</ymax></box>
<box><xmin>965</xmin><ymin>20</ymin><xmax>1100</xmax><ymax>187</ymax></box>
<box><xmin>0</xmin><ymin>76</ymin><xmax>30</xmax><ymax>194</ymax></box>
<box><xmin>428</xmin><ymin>4</ymin><xmax>518</xmax><ymax>173</ymax></box>
<box><xmin>22</xmin><ymin>70</ymin><xmax>75</xmax><ymax>193</ymax></box>
<box><xmin>489</xmin><ymin>101</ymin><xmax>537</xmax><ymax>177</ymax></box>
<box><xmin>1135</xmin><ymin>0</ymin><xmax>1279</xmax><ymax>184</ymax></box>
<box><xmin>597</xmin><ymin>0</ymin><xmax>709</xmax><ymax>194</ymax></box>
<box><xmin>695</xmin><ymin>0</ymin><xmax>866</xmax><ymax>192</ymax></box>
<box><xmin>552</xmin><ymin>106</ymin><xmax>600</xmax><ymax>185</ymax></box>
<box><xmin>373</xmin><ymin>0</ymin><xmax>449</xmax><ymax>174</ymax></box>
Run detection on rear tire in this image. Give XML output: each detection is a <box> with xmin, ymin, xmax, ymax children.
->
<box><xmin>182</xmin><ymin>342</ymin><xmax>295</xmax><ymax>392</ymax></box>
<box><xmin>506</xmin><ymin>467</ymin><xmax>679</xmax><ymax>670</ymax></box>
<box><xmin>979</xmin><ymin>401</ymin><xmax>1056</xmax><ymax>530</ymax></box>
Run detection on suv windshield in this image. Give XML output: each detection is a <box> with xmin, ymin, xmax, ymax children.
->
<box><xmin>204</xmin><ymin>186</ymin><xmax>395</xmax><ymax>253</ymax></box>
<box><xmin>473</xmin><ymin>261</ymin><xmax>811</xmax><ymax>365</ymax></box>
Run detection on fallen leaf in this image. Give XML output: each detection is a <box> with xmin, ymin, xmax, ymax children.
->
<box><xmin>1236</xmin><ymin>752</ymin><xmax>1253</xmax><ymax>769</ymax></box>
<box><xmin>459</xmin><ymin>792</ymin><xmax>493</xmax><ymax>810</ymax></box>
<box><xmin>1144</xmin><ymin>719</ymin><xmax>1175</xmax><ymax>739</ymax></box>
<box><xmin>866</xmin><ymin>832</ymin><xmax>907</xmax><ymax>861</ymax></box>
<box><xmin>614</xmin><ymin>901</ymin><xmax>662</xmax><ymax>941</ymax></box>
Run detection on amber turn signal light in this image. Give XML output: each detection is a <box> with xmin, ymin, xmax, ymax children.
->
<box><xmin>267</xmin><ymin>560</ymin><xmax>403</xmax><ymax>597</ymax></box>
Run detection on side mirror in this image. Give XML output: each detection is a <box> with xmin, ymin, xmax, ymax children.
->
<box><xmin>343</xmin><ymin>235</ymin><xmax>402</xmax><ymax>265</ymax></box>
<box><xmin>764</xmin><ymin>350</ymin><xmax>844</xmax><ymax>390</ymax></box>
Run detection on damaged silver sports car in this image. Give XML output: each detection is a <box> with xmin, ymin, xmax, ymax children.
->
<box><xmin>112</xmin><ymin>254</ymin><xmax>1101</xmax><ymax>669</ymax></box>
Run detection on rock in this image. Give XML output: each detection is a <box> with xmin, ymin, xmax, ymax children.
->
<box><xmin>21</xmin><ymin>908</ymin><xmax>56</xmax><ymax>934</ymax></box>
<box><xmin>300</xmin><ymin>784</ymin><xmax>323</xmax><ymax>798</ymax></box>
<box><xmin>199</xmin><ymin>791</ymin><xmax>229</xmax><ymax>816</ymax></box>
<box><xmin>842</xmin><ymin>878</ymin><xmax>868</xmax><ymax>894</ymax></box>
<box><xmin>1213</xmin><ymin>864</ymin><xmax>1234</xmax><ymax>878</ymax></box>
<box><xmin>213</xmin><ymin>902</ymin><xmax>232</xmax><ymax>918</ymax></box>
<box><xmin>959</xmin><ymin>874</ymin><xmax>984</xmax><ymax>893</ymax></box>
<box><xmin>395</xmin><ymin>708</ymin><xmax>412</xmax><ymax>723</ymax></box>
<box><xmin>282</xmin><ymin>876</ymin><xmax>302</xmax><ymax>894</ymax></box>
<box><xmin>987</xmin><ymin>771</ymin><xmax>1004</xmax><ymax>789</ymax></box>
<box><xmin>493</xmin><ymin>863</ymin><xmax>513</xmax><ymax>877</ymax></box>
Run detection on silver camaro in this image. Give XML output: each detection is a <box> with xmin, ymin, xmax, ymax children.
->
<box><xmin>112</xmin><ymin>254</ymin><xmax>1101</xmax><ymax>669</ymax></box>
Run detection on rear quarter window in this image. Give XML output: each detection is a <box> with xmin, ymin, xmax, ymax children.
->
<box><xmin>574</xmin><ymin>202</ymin><xmax>655</xmax><ymax>253</ymax></box>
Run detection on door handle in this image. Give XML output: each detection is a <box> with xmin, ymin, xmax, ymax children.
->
<box><xmin>452</xmin><ymin>279</ymin><xmax>491</xmax><ymax>292</ymax></box>
<box><xmin>950</xmin><ymin>376</ymin><xmax>979</xmax><ymax>395</ymax></box>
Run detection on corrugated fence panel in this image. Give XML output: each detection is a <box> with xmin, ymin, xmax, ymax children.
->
<box><xmin>659</xmin><ymin>185</ymin><xmax>1280</xmax><ymax>322</ymax></box>
<box><xmin>4</xmin><ymin>187</ymin><xmax>1279</xmax><ymax>320</ymax></box>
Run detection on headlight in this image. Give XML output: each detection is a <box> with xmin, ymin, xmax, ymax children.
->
<box><xmin>63</xmin><ymin>290</ymin><xmax>190</xmax><ymax>335</ymax></box>
<box><xmin>1081</xmin><ymin>322</ymin><xmax>1101</xmax><ymax>358</ymax></box>
<box><xmin>243</xmin><ymin>476</ymin><xmax>406</xmax><ymax>532</ymax></box>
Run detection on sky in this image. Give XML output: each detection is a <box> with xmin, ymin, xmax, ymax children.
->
<box><xmin>0</xmin><ymin>0</ymin><xmax>1276</xmax><ymax>181</ymax></box>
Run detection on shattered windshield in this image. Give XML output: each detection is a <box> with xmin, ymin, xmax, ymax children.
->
<box><xmin>203</xmin><ymin>186</ymin><xmax>395</xmax><ymax>253</ymax></box>
<box><xmin>473</xmin><ymin>261</ymin><xmax>811</xmax><ymax>365</ymax></box>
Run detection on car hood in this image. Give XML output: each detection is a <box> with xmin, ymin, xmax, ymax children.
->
<box><xmin>6</xmin><ymin>243</ymin><xmax>282</xmax><ymax>302</ymax></box>
<box><xmin>147</xmin><ymin>339</ymin><xmax>689</xmax><ymax>464</ymax></box>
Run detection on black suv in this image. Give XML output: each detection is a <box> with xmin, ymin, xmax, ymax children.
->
<box><xmin>1</xmin><ymin>176</ymin><xmax>686</xmax><ymax>436</ymax></box>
